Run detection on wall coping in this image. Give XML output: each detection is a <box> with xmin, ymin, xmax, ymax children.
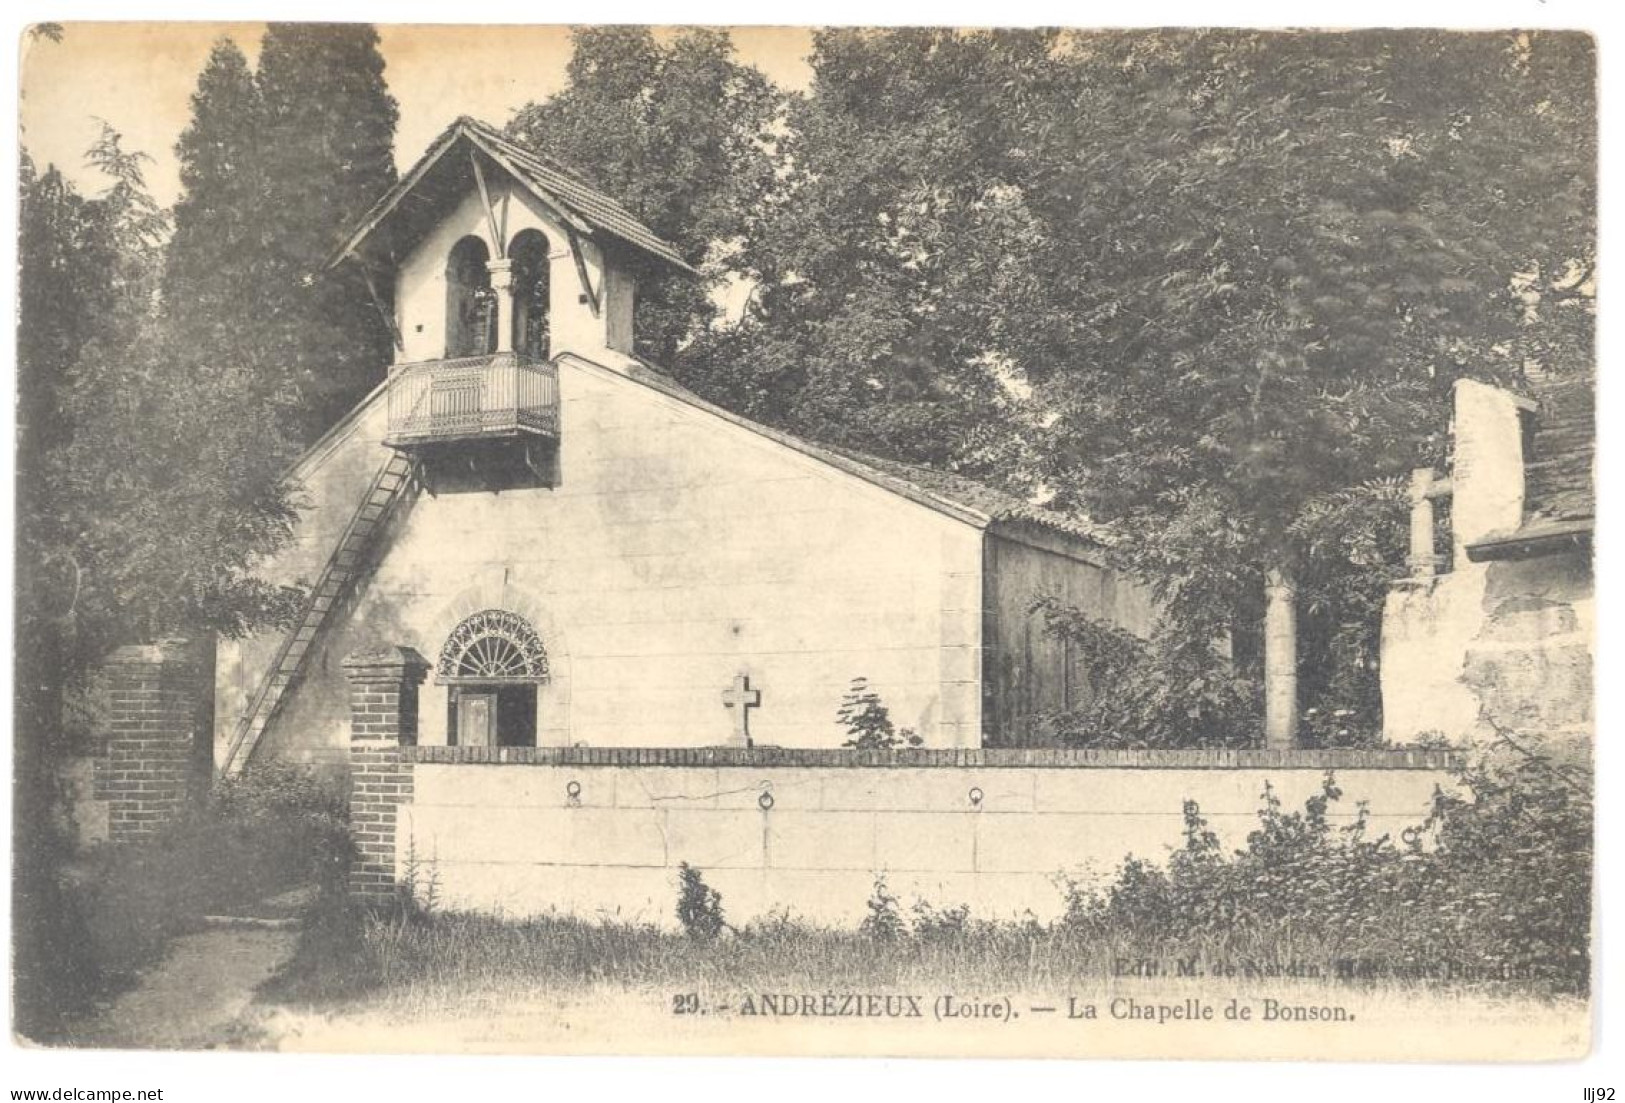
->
<box><xmin>104</xmin><ymin>639</ymin><xmax>202</xmax><ymax>668</ymax></box>
<box><xmin>402</xmin><ymin>745</ymin><xmax>1464</xmax><ymax>771</ymax></box>
<box><xmin>343</xmin><ymin>645</ymin><xmax>431</xmax><ymax>682</ymax></box>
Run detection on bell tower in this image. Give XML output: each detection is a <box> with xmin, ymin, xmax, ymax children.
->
<box><xmin>326</xmin><ymin>117</ymin><xmax>692</xmax><ymax>488</ymax></box>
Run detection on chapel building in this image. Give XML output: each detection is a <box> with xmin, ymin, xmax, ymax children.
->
<box><xmin>214</xmin><ymin>117</ymin><xmax>1156</xmax><ymax>774</ymax></box>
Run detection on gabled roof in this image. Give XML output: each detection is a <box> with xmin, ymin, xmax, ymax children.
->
<box><xmin>328</xmin><ymin>116</ymin><xmax>694</xmax><ymax>274</ymax></box>
<box><xmin>579</xmin><ymin>353</ymin><xmax>1115</xmax><ymax>555</ymax></box>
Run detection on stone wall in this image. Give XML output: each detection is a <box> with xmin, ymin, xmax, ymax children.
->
<box><xmin>344</xmin><ymin>646</ymin><xmax>1459</xmax><ymax>923</ymax></box>
<box><xmin>1382</xmin><ymin>550</ymin><xmax>1593</xmax><ymax>747</ymax></box>
<box><xmin>367</xmin><ymin>745</ymin><xmax>1456</xmax><ymax>926</ymax></box>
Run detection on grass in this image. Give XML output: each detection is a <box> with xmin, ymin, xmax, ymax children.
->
<box><xmin>262</xmin><ymin>894</ymin><xmax>1580</xmax><ymax>1015</ymax></box>
<box><xmin>248</xmin><ymin>896</ymin><xmax>1589</xmax><ymax>1061</ymax></box>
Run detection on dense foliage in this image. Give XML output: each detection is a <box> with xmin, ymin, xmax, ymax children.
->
<box><xmin>163</xmin><ymin>26</ymin><xmax>401</xmax><ymax>441</ymax></box>
<box><xmin>15</xmin><ymin>24</ymin><xmax>396</xmax><ymax>1034</ymax></box>
<box><xmin>1013</xmin><ymin>31</ymin><xmax>1593</xmax><ymax>722</ymax></box>
<box><xmin>1029</xmin><ymin>597</ymin><xmax>1261</xmax><ymax>749</ymax></box>
<box><xmin>1065</xmin><ymin>747</ymin><xmax>1592</xmax><ymax>992</ymax></box>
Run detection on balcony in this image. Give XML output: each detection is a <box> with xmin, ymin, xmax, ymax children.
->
<box><xmin>385</xmin><ymin>353</ymin><xmax>559</xmax><ymax>449</ymax></box>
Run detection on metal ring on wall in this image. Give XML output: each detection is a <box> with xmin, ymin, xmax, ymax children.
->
<box><xmin>566</xmin><ymin>779</ymin><xmax>582</xmax><ymax>806</ymax></box>
<box><xmin>968</xmin><ymin>786</ymin><xmax>984</xmax><ymax>808</ymax></box>
<box><xmin>758</xmin><ymin>790</ymin><xmax>775</xmax><ymax>811</ymax></box>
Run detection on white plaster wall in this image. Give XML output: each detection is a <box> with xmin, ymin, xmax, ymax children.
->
<box><xmin>214</xmin><ymin>392</ymin><xmax>399</xmax><ymax>771</ymax></box>
<box><xmin>1381</xmin><ymin>552</ymin><xmax>1594</xmax><ymax>747</ymax></box>
<box><xmin>241</xmin><ymin>355</ymin><xmax>987</xmax><ymax>762</ymax></box>
<box><xmin>401</xmin><ymin>762</ymin><xmax>1452</xmax><ymax>926</ymax></box>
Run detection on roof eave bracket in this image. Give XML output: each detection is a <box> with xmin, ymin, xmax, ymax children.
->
<box><xmin>567</xmin><ymin>227</ymin><xmax>601</xmax><ymax>317</ymax></box>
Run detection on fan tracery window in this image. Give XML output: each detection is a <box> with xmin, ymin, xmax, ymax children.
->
<box><xmin>437</xmin><ymin>609</ymin><xmax>549</xmax><ymax>684</ymax></box>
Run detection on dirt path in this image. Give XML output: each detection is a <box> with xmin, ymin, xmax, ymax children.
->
<box><xmin>58</xmin><ymin>886</ymin><xmax>316</xmax><ymax>1052</ymax></box>
<box><xmin>62</xmin><ymin>926</ymin><xmax>299</xmax><ymax>1050</ymax></box>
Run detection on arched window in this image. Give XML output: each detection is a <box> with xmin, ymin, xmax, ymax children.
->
<box><xmin>437</xmin><ymin>609</ymin><xmax>547</xmax><ymax>748</ymax></box>
<box><xmin>508</xmin><ymin>229</ymin><xmax>551</xmax><ymax>361</ymax></box>
<box><xmin>445</xmin><ymin>235</ymin><xmax>496</xmax><ymax>359</ymax></box>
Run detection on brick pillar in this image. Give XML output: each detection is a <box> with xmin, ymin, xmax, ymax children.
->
<box><xmin>343</xmin><ymin>646</ymin><xmax>429</xmax><ymax>906</ymax></box>
<box><xmin>95</xmin><ymin>640</ymin><xmax>208</xmax><ymax>842</ymax></box>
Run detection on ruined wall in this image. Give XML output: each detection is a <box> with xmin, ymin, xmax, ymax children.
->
<box><xmin>1460</xmin><ymin>550</ymin><xmax>1593</xmax><ymax>744</ymax></box>
<box><xmin>383</xmin><ymin>747</ymin><xmax>1455</xmax><ymax>926</ymax></box>
<box><xmin>1381</xmin><ymin>377</ymin><xmax>1593</xmax><ymax>749</ymax></box>
<box><xmin>1381</xmin><ymin>549</ymin><xmax>1593</xmax><ymax>746</ymax></box>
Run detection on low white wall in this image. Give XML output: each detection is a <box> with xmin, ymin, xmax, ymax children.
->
<box><xmin>394</xmin><ymin>748</ymin><xmax>1457</xmax><ymax>927</ymax></box>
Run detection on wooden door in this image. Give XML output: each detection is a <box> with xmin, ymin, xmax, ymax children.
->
<box><xmin>456</xmin><ymin>690</ymin><xmax>498</xmax><ymax>748</ymax></box>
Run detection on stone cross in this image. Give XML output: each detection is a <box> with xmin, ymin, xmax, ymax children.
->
<box><xmin>722</xmin><ymin>673</ymin><xmax>761</xmax><ymax>747</ymax></box>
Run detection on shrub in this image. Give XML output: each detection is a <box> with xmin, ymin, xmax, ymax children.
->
<box><xmin>1062</xmin><ymin>748</ymin><xmax>1592</xmax><ymax>992</ymax></box>
<box><xmin>1422</xmin><ymin>744</ymin><xmax>1592</xmax><ymax>988</ymax></box>
<box><xmin>837</xmin><ymin>677</ymin><xmax>922</xmax><ymax>750</ymax></box>
<box><xmin>859</xmin><ymin>874</ymin><xmax>906</xmax><ymax>941</ymax></box>
<box><xmin>1299</xmin><ymin>706</ymin><xmax>1385</xmax><ymax>749</ymax></box>
<box><xmin>676</xmin><ymin>862</ymin><xmax>726</xmax><ymax>940</ymax></box>
<box><xmin>204</xmin><ymin>760</ymin><xmax>352</xmax><ymax>904</ymax></box>
<box><xmin>1028</xmin><ymin>598</ymin><xmax>1259</xmax><ymax>748</ymax></box>
<box><xmin>909</xmin><ymin>899</ymin><xmax>972</xmax><ymax>943</ymax></box>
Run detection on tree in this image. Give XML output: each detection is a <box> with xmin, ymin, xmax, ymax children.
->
<box><xmin>164</xmin><ymin>39</ymin><xmax>271</xmax><ymax>368</ymax></box>
<box><xmin>696</xmin><ymin>29</ymin><xmax>1063</xmax><ymax>481</ymax></box>
<box><xmin>1001</xmin><ymin>30</ymin><xmax>1594</xmax><ymax>743</ymax></box>
<box><xmin>14</xmin><ymin>126</ymin><xmax>304</xmax><ymax>1035</ymax></box>
<box><xmin>696</xmin><ymin>29</ymin><xmax>1592</xmax><ymax>743</ymax></box>
<box><xmin>16</xmin><ymin>124</ymin><xmax>172</xmax><ymax>751</ymax></box>
<box><xmin>506</xmin><ymin>27</ymin><xmax>781</xmax><ymax>370</ymax></box>
<box><xmin>15</xmin><ymin>151</ymin><xmax>125</xmax><ymax>1034</ymax></box>
<box><xmin>253</xmin><ymin>22</ymin><xmax>400</xmax><ymax>441</ymax></box>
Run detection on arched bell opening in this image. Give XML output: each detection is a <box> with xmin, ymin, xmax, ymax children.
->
<box><xmin>509</xmin><ymin>229</ymin><xmax>552</xmax><ymax>362</ymax></box>
<box><xmin>445</xmin><ymin>235</ymin><xmax>496</xmax><ymax>359</ymax></box>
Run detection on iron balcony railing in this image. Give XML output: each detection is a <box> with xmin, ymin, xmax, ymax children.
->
<box><xmin>385</xmin><ymin>352</ymin><xmax>559</xmax><ymax>447</ymax></box>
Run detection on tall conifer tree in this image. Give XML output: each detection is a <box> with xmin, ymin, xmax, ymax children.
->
<box><xmin>165</xmin><ymin>37</ymin><xmax>266</xmax><ymax>364</ymax></box>
<box><xmin>253</xmin><ymin>22</ymin><xmax>399</xmax><ymax>440</ymax></box>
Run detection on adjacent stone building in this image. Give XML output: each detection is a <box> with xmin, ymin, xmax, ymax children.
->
<box><xmin>1381</xmin><ymin>371</ymin><xmax>1594</xmax><ymax>749</ymax></box>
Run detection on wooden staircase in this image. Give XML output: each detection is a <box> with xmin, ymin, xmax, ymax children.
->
<box><xmin>220</xmin><ymin>452</ymin><xmax>418</xmax><ymax>774</ymax></box>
